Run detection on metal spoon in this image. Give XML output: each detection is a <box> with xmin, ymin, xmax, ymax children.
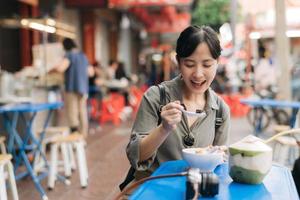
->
<box><xmin>180</xmin><ymin>108</ymin><xmax>206</xmax><ymax>117</ymax></box>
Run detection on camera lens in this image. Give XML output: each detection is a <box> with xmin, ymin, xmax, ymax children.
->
<box><xmin>199</xmin><ymin>172</ymin><xmax>219</xmax><ymax>197</ymax></box>
<box><xmin>186</xmin><ymin>169</ymin><xmax>219</xmax><ymax>199</ymax></box>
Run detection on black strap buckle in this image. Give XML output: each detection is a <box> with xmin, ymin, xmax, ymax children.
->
<box><xmin>215</xmin><ymin>118</ymin><xmax>223</xmax><ymax>127</ymax></box>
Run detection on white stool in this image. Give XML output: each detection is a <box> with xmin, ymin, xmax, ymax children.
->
<box><xmin>273</xmin><ymin>125</ymin><xmax>300</xmax><ymax>167</ymax></box>
<box><xmin>34</xmin><ymin>126</ymin><xmax>75</xmax><ymax>177</ymax></box>
<box><xmin>0</xmin><ymin>136</ymin><xmax>7</xmax><ymax>154</ymax></box>
<box><xmin>0</xmin><ymin>154</ymin><xmax>19</xmax><ymax>200</ymax></box>
<box><xmin>273</xmin><ymin>136</ymin><xmax>299</xmax><ymax>166</ymax></box>
<box><xmin>48</xmin><ymin>133</ymin><xmax>88</xmax><ymax>189</ymax></box>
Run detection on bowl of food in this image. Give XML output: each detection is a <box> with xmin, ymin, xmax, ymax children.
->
<box><xmin>182</xmin><ymin>146</ymin><xmax>225</xmax><ymax>172</ymax></box>
<box><xmin>228</xmin><ymin>135</ymin><xmax>272</xmax><ymax>184</ymax></box>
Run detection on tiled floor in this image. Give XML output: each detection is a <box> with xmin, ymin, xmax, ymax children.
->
<box><xmin>13</xmin><ymin>116</ymin><xmax>286</xmax><ymax>200</ymax></box>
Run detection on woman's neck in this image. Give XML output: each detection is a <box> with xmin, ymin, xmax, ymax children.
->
<box><xmin>182</xmin><ymin>87</ymin><xmax>206</xmax><ymax>111</ymax></box>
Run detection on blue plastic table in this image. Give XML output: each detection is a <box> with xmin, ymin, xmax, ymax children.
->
<box><xmin>130</xmin><ymin>160</ymin><xmax>299</xmax><ymax>200</ymax></box>
<box><xmin>240</xmin><ymin>98</ymin><xmax>300</xmax><ymax>134</ymax></box>
<box><xmin>0</xmin><ymin>102</ymin><xmax>63</xmax><ymax>200</ymax></box>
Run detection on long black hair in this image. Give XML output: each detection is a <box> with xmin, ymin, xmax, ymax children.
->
<box><xmin>176</xmin><ymin>25</ymin><xmax>221</xmax><ymax>60</ymax></box>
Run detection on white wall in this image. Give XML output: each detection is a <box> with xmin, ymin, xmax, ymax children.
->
<box><xmin>118</xmin><ymin>23</ymin><xmax>132</xmax><ymax>74</ymax></box>
<box><xmin>95</xmin><ymin>17</ymin><xmax>109</xmax><ymax>68</ymax></box>
<box><xmin>56</xmin><ymin>0</ymin><xmax>82</xmax><ymax>48</ymax></box>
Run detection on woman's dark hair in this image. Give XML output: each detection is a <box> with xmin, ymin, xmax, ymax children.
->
<box><xmin>116</xmin><ymin>62</ymin><xmax>128</xmax><ymax>80</ymax></box>
<box><xmin>258</xmin><ymin>41</ymin><xmax>266</xmax><ymax>59</ymax></box>
<box><xmin>176</xmin><ymin>25</ymin><xmax>221</xmax><ymax>59</ymax></box>
<box><xmin>62</xmin><ymin>38</ymin><xmax>77</xmax><ymax>51</ymax></box>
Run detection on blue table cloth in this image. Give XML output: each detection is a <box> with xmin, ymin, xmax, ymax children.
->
<box><xmin>130</xmin><ymin>160</ymin><xmax>299</xmax><ymax>200</ymax></box>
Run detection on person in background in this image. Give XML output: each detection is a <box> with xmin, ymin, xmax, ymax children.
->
<box><xmin>50</xmin><ymin>38</ymin><xmax>92</xmax><ymax>138</ymax></box>
<box><xmin>106</xmin><ymin>59</ymin><xmax>119</xmax><ymax>80</ymax></box>
<box><xmin>89</xmin><ymin>61</ymin><xmax>103</xmax><ymax>100</ymax></box>
<box><xmin>88</xmin><ymin>61</ymin><xmax>104</xmax><ymax>131</ymax></box>
<box><xmin>160</xmin><ymin>50</ymin><xmax>172</xmax><ymax>82</ymax></box>
<box><xmin>147</xmin><ymin>60</ymin><xmax>158</xmax><ymax>86</ymax></box>
<box><xmin>116</xmin><ymin>61</ymin><xmax>130</xmax><ymax>80</ymax></box>
<box><xmin>115</xmin><ymin>62</ymin><xmax>131</xmax><ymax>106</ymax></box>
<box><xmin>121</xmin><ymin>25</ymin><xmax>230</xmax><ymax>191</ymax></box>
<box><xmin>160</xmin><ymin>50</ymin><xmax>179</xmax><ymax>83</ymax></box>
<box><xmin>211</xmin><ymin>65</ymin><xmax>229</xmax><ymax>94</ymax></box>
<box><xmin>254</xmin><ymin>44</ymin><xmax>278</xmax><ymax>92</ymax></box>
<box><xmin>169</xmin><ymin>50</ymin><xmax>179</xmax><ymax>79</ymax></box>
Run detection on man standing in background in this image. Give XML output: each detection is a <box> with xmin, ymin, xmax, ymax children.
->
<box><xmin>50</xmin><ymin>38</ymin><xmax>92</xmax><ymax>138</ymax></box>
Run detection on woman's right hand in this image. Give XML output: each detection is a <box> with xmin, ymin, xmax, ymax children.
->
<box><xmin>160</xmin><ymin>100</ymin><xmax>184</xmax><ymax>133</ymax></box>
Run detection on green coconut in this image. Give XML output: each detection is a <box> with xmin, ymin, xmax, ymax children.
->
<box><xmin>228</xmin><ymin>135</ymin><xmax>273</xmax><ymax>184</ymax></box>
<box><xmin>229</xmin><ymin>166</ymin><xmax>267</xmax><ymax>184</ymax></box>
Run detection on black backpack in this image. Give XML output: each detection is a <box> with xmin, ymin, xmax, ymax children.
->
<box><xmin>292</xmin><ymin>157</ymin><xmax>300</xmax><ymax>196</ymax></box>
<box><xmin>119</xmin><ymin>84</ymin><xmax>223</xmax><ymax>191</ymax></box>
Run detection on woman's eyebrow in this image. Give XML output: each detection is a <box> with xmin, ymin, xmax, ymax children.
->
<box><xmin>202</xmin><ymin>59</ymin><xmax>214</xmax><ymax>62</ymax></box>
<box><xmin>183</xmin><ymin>58</ymin><xmax>195</xmax><ymax>62</ymax></box>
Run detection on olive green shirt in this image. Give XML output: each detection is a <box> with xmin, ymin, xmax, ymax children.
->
<box><xmin>126</xmin><ymin>76</ymin><xmax>230</xmax><ymax>179</ymax></box>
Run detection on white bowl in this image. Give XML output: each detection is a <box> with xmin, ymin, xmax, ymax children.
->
<box><xmin>182</xmin><ymin>147</ymin><xmax>224</xmax><ymax>172</ymax></box>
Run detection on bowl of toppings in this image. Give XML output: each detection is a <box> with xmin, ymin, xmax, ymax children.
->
<box><xmin>182</xmin><ymin>146</ymin><xmax>226</xmax><ymax>172</ymax></box>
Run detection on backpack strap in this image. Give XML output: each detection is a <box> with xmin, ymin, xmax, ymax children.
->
<box><xmin>119</xmin><ymin>84</ymin><xmax>167</xmax><ymax>191</ymax></box>
<box><xmin>119</xmin><ymin>166</ymin><xmax>135</xmax><ymax>191</ymax></box>
<box><xmin>215</xmin><ymin>96</ymin><xmax>223</xmax><ymax>131</ymax></box>
<box><xmin>157</xmin><ymin>84</ymin><xmax>166</xmax><ymax>125</ymax></box>
<box><xmin>213</xmin><ymin>96</ymin><xmax>224</xmax><ymax>146</ymax></box>
<box><xmin>215</xmin><ymin>109</ymin><xmax>223</xmax><ymax>130</ymax></box>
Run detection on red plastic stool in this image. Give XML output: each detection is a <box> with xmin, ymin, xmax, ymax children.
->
<box><xmin>99</xmin><ymin>93</ymin><xmax>125</xmax><ymax>125</ymax></box>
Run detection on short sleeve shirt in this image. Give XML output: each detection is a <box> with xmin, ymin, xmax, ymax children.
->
<box><xmin>126</xmin><ymin>75</ymin><xmax>230</xmax><ymax>179</ymax></box>
<box><xmin>64</xmin><ymin>51</ymin><xmax>89</xmax><ymax>95</ymax></box>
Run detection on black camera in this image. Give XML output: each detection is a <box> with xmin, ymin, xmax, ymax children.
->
<box><xmin>186</xmin><ymin>168</ymin><xmax>219</xmax><ymax>199</ymax></box>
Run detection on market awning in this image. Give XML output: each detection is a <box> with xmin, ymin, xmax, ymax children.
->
<box><xmin>109</xmin><ymin>0</ymin><xmax>192</xmax><ymax>33</ymax></box>
<box><xmin>130</xmin><ymin>6</ymin><xmax>191</xmax><ymax>33</ymax></box>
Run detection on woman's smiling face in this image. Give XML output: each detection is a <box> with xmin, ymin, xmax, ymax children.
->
<box><xmin>178</xmin><ymin>42</ymin><xmax>218</xmax><ymax>94</ymax></box>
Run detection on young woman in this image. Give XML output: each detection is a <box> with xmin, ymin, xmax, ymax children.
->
<box><xmin>126</xmin><ymin>25</ymin><xmax>230</xmax><ymax>181</ymax></box>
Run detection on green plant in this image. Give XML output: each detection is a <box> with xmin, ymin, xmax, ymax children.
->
<box><xmin>192</xmin><ymin>0</ymin><xmax>231</xmax><ymax>31</ymax></box>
